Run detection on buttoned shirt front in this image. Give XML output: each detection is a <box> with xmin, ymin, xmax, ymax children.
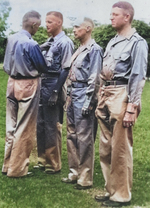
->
<box><xmin>69</xmin><ymin>39</ymin><xmax>103</xmax><ymax>106</ymax></box>
<box><xmin>101</xmin><ymin>28</ymin><xmax>148</xmax><ymax>105</ymax></box>
<box><xmin>43</xmin><ymin>31</ymin><xmax>74</xmax><ymax>73</ymax></box>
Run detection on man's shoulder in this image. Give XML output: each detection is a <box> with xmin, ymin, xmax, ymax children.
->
<box><xmin>90</xmin><ymin>40</ymin><xmax>103</xmax><ymax>54</ymax></box>
<box><xmin>108</xmin><ymin>32</ymin><xmax>145</xmax><ymax>44</ymax></box>
<box><xmin>19</xmin><ymin>37</ymin><xmax>38</xmax><ymax>49</ymax></box>
<box><xmin>131</xmin><ymin>32</ymin><xmax>148</xmax><ymax>49</ymax></box>
<box><xmin>7</xmin><ymin>32</ymin><xmax>20</xmax><ymax>41</ymax></box>
<box><xmin>132</xmin><ymin>32</ymin><xmax>145</xmax><ymax>42</ymax></box>
<box><xmin>9</xmin><ymin>31</ymin><xmax>37</xmax><ymax>47</ymax></box>
<box><xmin>58</xmin><ymin>33</ymin><xmax>73</xmax><ymax>45</ymax></box>
<box><xmin>93</xmin><ymin>42</ymin><xmax>103</xmax><ymax>51</ymax></box>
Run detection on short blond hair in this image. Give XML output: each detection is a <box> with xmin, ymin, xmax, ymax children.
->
<box><xmin>46</xmin><ymin>11</ymin><xmax>63</xmax><ymax>22</ymax></box>
<box><xmin>84</xmin><ymin>17</ymin><xmax>94</xmax><ymax>29</ymax></box>
<box><xmin>112</xmin><ymin>1</ymin><xmax>134</xmax><ymax>23</ymax></box>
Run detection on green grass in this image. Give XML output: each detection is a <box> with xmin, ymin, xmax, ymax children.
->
<box><xmin>0</xmin><ymin>64</ymin><xmax>150</xmax><ymax>208</ymax></box>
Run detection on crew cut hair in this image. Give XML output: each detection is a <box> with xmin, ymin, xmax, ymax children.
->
<box><xmin>112</xmin><ymin>1</ymin><xmax>134</xmax><ymax>23</ymax></box>
<box><xmin>22</xmin><ymin>10</ymin><xmax>41</xmax><ymax>23</ymax></box>
<box><xmin>46</xmin><ymin>11</ymin><xmax>63</xmax><ymax>22</ymax></box>
<box><xmin>84</xmin><ymin>17</ymin><xmax>94</xmax><ymax>29</ymax></box>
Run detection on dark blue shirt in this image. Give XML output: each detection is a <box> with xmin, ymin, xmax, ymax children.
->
<box><xmin>3</xmin><ymin>29</ymin><xmax>50</xmax><ymax>78</ymax></box>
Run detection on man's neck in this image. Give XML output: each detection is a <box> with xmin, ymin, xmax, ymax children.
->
<box><xmin>22</xmin><ymin>27</ymin><xmax>32</xmax><ymax>36</ymax></box>
<box><xmin>80</xmin><ymin>34</ymin><xmax>92</xmax><ymax>46</ymax></box>
<box><xmin>51</xmin><ymin>29</ymin><xmax>62</xmax><ymax>37</ymax></box>
<box><xmin>117</xmin><ymin>24</ymin><xmax>132</xmax><ymax>37</ymax></box>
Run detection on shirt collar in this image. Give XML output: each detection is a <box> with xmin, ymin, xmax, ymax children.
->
<box><xmin>80</xmin><ymin>39</ymin><xmax>95</xmax><ymax>51</ymax></box>
<box><xmin>50</xmin><ymin>31</ymin><xmax>65</xmax><ymax>43</ymax></box>
<box><xmin>116</xmin><ymin>28</ymin><xmax>136</xmax><ymax>40</ymax></box>
<box><xmin>125</xmin><ymin>28</ymin><xmax>136</xmax><ymax>39</ymax></box>
<box><xmin>20</xmin><ymin>29</ymin><xmax>32</xmax><ymax>39</ymax></box>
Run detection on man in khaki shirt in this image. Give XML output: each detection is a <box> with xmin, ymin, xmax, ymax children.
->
<box><xmin>95</xmin><ymin>1</ymin><xmax>148</xmax><ymax>207</ymax></box>
<box><xmin>61</xmin><ymin>17</ymin><xmax>103</xmax><ymax>189</ymax></box>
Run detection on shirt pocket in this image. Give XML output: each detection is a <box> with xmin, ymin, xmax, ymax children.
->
<box><xmin>114</xmin><ymin>52</ymin><xmax>131</xmax><ymax>73</ymax></box>
<box><xmin>47</xmin><ymin>47</ymin><xmax>61</xmax><ymax>71</ymax></box>
<box><xmin>75</xmin><ymin>60</ymin><xmax>89</xmax><ymax>81</ymax></box>
<box><xmin>113</xmin><ymin>52</ymin><xmax>130</xmax><ymax>61</ymax></box>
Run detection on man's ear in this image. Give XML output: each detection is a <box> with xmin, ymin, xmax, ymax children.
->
<box><xmin>86</xmin><ymin>26</ymin><xmax>91</xmax><ymax>32</ymax></box>
<box><xmin>32</xmin><ymin>22</ymin><xmax>36</xmax><ymax>28</ymax></box>
<box><xmin>57</xmin><ymin>20</ymin><xmax>62</xmax><ymax>26</ymax></box>
<box><xmin>124</xmin><ymin>13</ymin><xmax>130</xmax><ymax>22</ymax></box>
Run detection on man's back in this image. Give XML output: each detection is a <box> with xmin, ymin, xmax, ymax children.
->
<box><xmin>3</xmin><ymin>30</ymin><xmax>40</xmax><ymax>78</ymax></box>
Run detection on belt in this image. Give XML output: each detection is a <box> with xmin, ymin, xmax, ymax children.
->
<box><xmin>104</xmin><ymin>80</ymin><xmax>128</xmax><ymax>86</ymax></box>
<box><xmin>72</xmin><ymin>82</ymin><xmax>88</xmax><ymax>88</ymax></box>
<box><xmin>10</xmin><ymin>75</ymin><xmax>39</xmax><ymax>80</ymax></box>
<box><xmin>41</xmin><ymin>73</ymin><xmax>59</xmax><ymax>79</ymax></box>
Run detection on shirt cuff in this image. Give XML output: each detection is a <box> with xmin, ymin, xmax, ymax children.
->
<box><xmin>126</xmin><ymin>103</ymin><xmax>138</xmax><ymax>113</ymax></box>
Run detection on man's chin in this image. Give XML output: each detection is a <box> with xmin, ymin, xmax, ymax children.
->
<box><xmin>74</xmin><ymin>35</ymin><xmax>78</xmax><ymax>39</ymax></box>
<box><xmin>47</xmin><ymin>32</ymin><xmax>52</xmax><ymax>36</ymax></box>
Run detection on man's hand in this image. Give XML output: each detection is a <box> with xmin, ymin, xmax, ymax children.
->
<box><xmin>123</xmin><ymin>111</ymin><xmax>135</xmax><ymax>128</ymax></box>
<box><xmin>48</xmin><ymin>90</ymin><xmax>58</xmax><ymax>107</ymax></box>
<box><xmin>40</xmin><ymin>42</ymin><xmax>51</xmax><ymax>52</ymax></box>
<box><xmin>82</xmin><ymin>107</ymin><xmax>90</xmax><ymax>116</ymax></box>
<box><xmin>82</xmin><ymin>106</ymin><xmax>93</xmax><ymax>117</ymax></box>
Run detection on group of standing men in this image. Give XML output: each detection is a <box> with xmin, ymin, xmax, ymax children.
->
<box><xmin>2</xmin><ymin>1</ymin><xmax>148</xmax><ymax>207</ymax></box>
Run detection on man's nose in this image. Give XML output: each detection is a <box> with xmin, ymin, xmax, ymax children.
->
<box><xmin>110</xmin><ymin>14</ymin><xmax>113</xmax><ymax>20</ymax></box>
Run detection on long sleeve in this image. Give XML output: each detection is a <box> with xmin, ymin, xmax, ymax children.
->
<box><xmin>30</xmin><ymin>44</ymin><xmax>51</xmax><ymax>73</ymax></box>
<box><xmin>83</xmin><ymin>47</ymin><xmax>103</xmax><ymax>109</ymax></box>
<box><xmin>51</xmin><ymin>40</ymin><xmax>74</xmax><ymax>92</ymax></box>
<box><xmin>128</xmin><ymin>39</ymin><xmax>148</xmax><ymax>105</ymax></box>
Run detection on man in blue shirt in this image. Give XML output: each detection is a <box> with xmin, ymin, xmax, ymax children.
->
<box><xmin>35</xmin><ymin>11</ymin><xmax>74</xmax><ymax>174</ymax></box>
<box><xmin>2</xmin><ymin>10</ymin><xmax>51</xmax><ymax>177</ymax></box>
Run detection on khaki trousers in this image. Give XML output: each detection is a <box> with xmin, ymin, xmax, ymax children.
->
<box><xmin>95</xmin><ymin>86</ymin><xmax>139</xmax><ymax>202</ymax></box>
<box><xmin>2</xmin><ymin>77</ymin><xmax>40</xmax><ymax>177</ymax></box>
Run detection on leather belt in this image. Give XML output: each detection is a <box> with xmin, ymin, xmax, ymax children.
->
<box><xmin>72</xmin><ymin>82</ymin><xmax>88</xmax><ymax>88</ymax></box>
<box><xmin>10</xmin><ymin>75</ymin><xmax>39</xmax><ymax>79</ymax></box>
<box><xmin>41</xmin><ymin>73</ymin><xmax>59</xmax><ymax>79</ymax></box>
<box><xmin>104</xmin><ymin>80</ymin><xmax>128</xmax><ymax>86</ymax></box>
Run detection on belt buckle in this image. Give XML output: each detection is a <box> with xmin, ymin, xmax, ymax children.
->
<box><xmin>103</xmin><ymin>80</ymin><xmax>108</xmax><ymax>86</ymax></box>
<box><xmin>105</xmin><ymin>80</ymin><xmax>116</xmax><ymax>87</ymax></box>
<box><xmin>105</xmin><ymin>80</ymin><xmax>111</xmax><ymax>86</ymax></box>
<box><xmin>111</xmin><ymin>80</ymin><xmax>116</xmax><ymax>87</ymax></box>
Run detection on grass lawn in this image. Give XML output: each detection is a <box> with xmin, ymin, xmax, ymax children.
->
<box><xmin>0</xmin><ymin>63</ymin><xmax>150</xmax><ymax>208</ymax></box>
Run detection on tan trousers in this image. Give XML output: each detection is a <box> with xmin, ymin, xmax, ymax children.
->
<box><xmin>95</xmin><ymin>86</ymin><xmax>139</xmax><ymax>202</ymax></box>
<box><xmin>2</xmin><ymin>77</ymin><xmax>40</xmax><ymax>177</ymax></box>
